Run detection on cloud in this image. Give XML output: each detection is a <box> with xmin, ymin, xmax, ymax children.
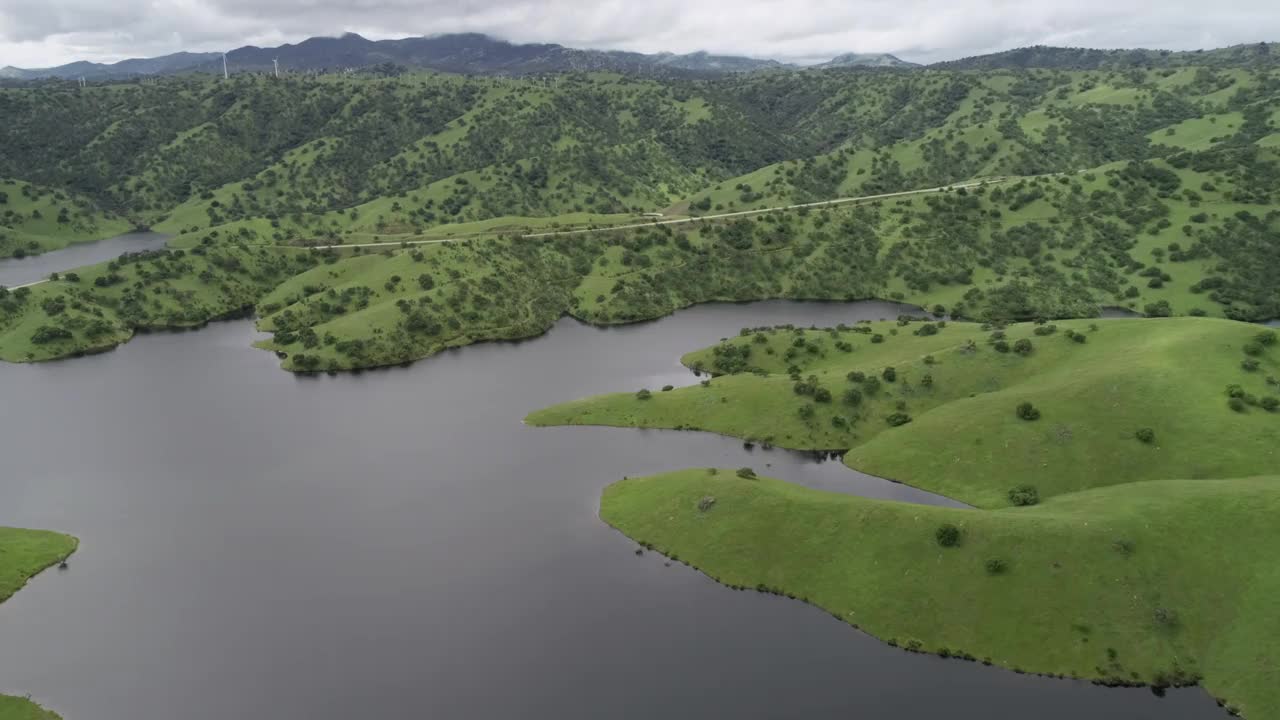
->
<box><xmin>0</xmin><ymin>0</ymin><xmax>1276</xmax><ymax>68</ymax></box>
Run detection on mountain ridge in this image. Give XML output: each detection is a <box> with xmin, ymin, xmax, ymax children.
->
<box><xmin>5</xmin><ymin>34</ymin><xmax>1277</xmax><ymax>81</ymax></box>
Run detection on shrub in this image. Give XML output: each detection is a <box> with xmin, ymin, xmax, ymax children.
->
<box><xmin>920</xmin><ymin>373</ymin><xmax>934</xmax><ymax>388</ymax></box>
<box><xmin>797</xmin><ymin>404</ymin><xmax>816</xmax><ymax>420</ymax></box>
<box><xmin>923</xmin><ymin>354</ymin><xmax>936</xmax><ymax>365</ymax></box>
<box><xmin>1033</xmin><ymin>324</ymin><xmax>1057</xmax><ymax>336</ymax></box>
<box><xmin>985</xmin><ymin>559</ymin><xmax>1007</xmax><ymax>575</ymax></box>
<box><xmin>1016</xmin><ymin>402</ymin><xmax>1041</xmax><ymax>421</ymax></box>
<box><xmin>1135</xmin><ymin>428</ymin><xmax>1156</xmax><ymax>443</ymax></box>
<box><xmin>993</xmin><ymin>340</ymin><xmax>1011</xmax><ymax>353</ymax></box>
<box><xmin>736</xmin><ymin>467</ymin><xmax>756</xmax><ymax>479</ymax></box>
<box><xmin>697</xmin><ymin>496</ymin><xmax>717</xmax><ymax>512</ymax></box>
<box><xmin>661</xmin><ymin>385</ymin><xmax>675</xmax><ymax>392</ymax></box>
<box><xmin>870</xmin><ymin>334</ymin><xmax>885</xmax><ymax>344</ymax></box>
<box><xmin>1153</xmin><ymin>608</ymin><xmax>1179</xmax><ymax>628</ymax></box>
<box><xmin>1013</xmin><ymin>338</ymin><xmax>1033</xmax><ymax>355</ymax></box>
<box><xmin>1257</xmin><ymin>331</ymin><xmax>1278</xmax><ymax>347</ymax></box>
<box><xmin>882</xmin><ymin>366</ymin><xmax>897</xmax><ymax>382</ymax></box>
<box><xmin>813</xmin><ymin>387</ymin><xmax>832</xmax><ymax>403</ymax></box>
<box><xmin>635</xmin><ymin>388</ymin><xmax>652</xmax><ymax>400</ymax></box>
<box><xmin>1228</xmin><ymin>397</ymin><xmax>1247</xmax><ymax>412</ymax></box>
<box><xmin>1007</xmin><ymin>485</ymin><xmax>1039</xmax><ymax>506</ymax></box>
<box><xmin>936</xmin><ymin>524</ymin><xmax>961</xmax><ymax>547</ymax></box>
<box><xmin>1243</xmin><ymin>342</ymin><xmax>1264</xmax><ymax>357</ymax></box>
<box><xmin>842</xmin><ymin>388</ymin><xmax>863</xmax><ymax>406</ymax></box>
<box><xmin>846</xmin><ymin>371</ymin><xmax>866</xmax><ymax>383</ymax></box>
<box><xmin>1262</xmin><ymin>396</ymin><xmax>1279</xmax><ymax>412</ymax></box>
<box><xmin>1242</xmin><ymin>358</ymin><xmax>1260</xmax><ymax>372</ymax></box>
<box><xmin>885</xmin><ymin>412</ymin><xmax>912</xmax><ymax>427</ymax></box>
<box><xmin>1112</xmin><ymin>539</ymin><xmax>1136</xmax><ymax>556</ymax></box>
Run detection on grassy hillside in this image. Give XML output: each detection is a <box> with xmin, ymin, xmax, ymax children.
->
<box><xmin>1</xmin><ymin>65</ymin><xmax>1278</xmax><ymax>368</ymax></box>
<box><xmin>0</xmin><ymin>527</ymin><xmax>77</xmax><ymax>720</ymax></box>
<box><xmin>0</xmin><ymin>180</ymin><xmax>130</xmax><ymax>259</ymax></box>
<box><xmin>0</xmin><ymin>696</ymin><xmax>61</xmax><ymax>720</ymax></box>
<box><xmin>530</xmin><ymin>316</ymin><xmax>1280</xmax><ymax>717</ymax></box>
<box><xmin>531</xmin><ymin>317</ymin><xmax>1280</xmax><ymax>506</ymax></box>
<box><xmin>602</xmin><ymin>470</ymin><xmax>1277</xmax><ymax>718</ymax></box>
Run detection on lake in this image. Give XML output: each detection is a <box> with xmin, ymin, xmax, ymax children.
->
<box><xmin>0</xmin><ymin>231</ymin><xmax>170</xmax><ymax>288</ymax></box>
<box><xmin>0</xmin><ymin>300</ymin><xmax>1224</xmax><ymax>719</ymax></box>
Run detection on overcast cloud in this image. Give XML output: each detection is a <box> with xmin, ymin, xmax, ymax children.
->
<box><xmin>0</xmin><ymin>0</ymin><xmax>1276</xmax><ymax>68</ymax></box>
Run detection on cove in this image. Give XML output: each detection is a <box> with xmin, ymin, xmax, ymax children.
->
<box><xmin>0</xmin><ymin>300</ymin><xmax>1226</xmax><ymax>719</ymax></box>
<box><xmin>0</xmin><ymin>231</ymin><xmax>169</xmax><ymax>289</ymax></box>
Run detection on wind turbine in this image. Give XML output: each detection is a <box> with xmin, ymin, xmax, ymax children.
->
<box><xmin>222</xmin><ymin>53</ymin><xmax>229</xmax><ymax>80</ymax></box>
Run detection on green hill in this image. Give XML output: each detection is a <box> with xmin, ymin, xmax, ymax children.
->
<box><xmin>531</xmin><ymin>317</ymin><xmax>1279</xmax><ymax>505</ymax></box>
<box><xmin>1</xmin><ymin>65</ymin><xmax>1278</xmax><ymax>368</ymax></box>
<box><xmin>530</xmin><ymin>317</ymin><xmax>1280</xmax><ymax>717</ymax></box>
<box><xmin>0</xmin><ymin>180</ymin><xmax>129</xmax><ymax>259</ymax></box>
<box><xmin>601</xmin><ymin>470</ymin><xmax>1278</xmax><ymax>718</ymax></box>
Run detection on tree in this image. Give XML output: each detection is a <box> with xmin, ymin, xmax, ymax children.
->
<box><xmin>1007</xmin><ymin>485</ymin><xmax>1039</xmax><ymax>506</ymax></box>
<box><xmin>936</xmin><ymin>524</ymin><xmax>961</xmax><ymax>547</ymax></box>
<box><xmin>882</xmin><ymin>366</ymin><xmax>897</xmax><ymax>382</ymax></box>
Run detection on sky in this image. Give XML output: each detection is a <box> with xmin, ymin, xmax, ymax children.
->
<box><xmin>0</xmin><ymin>0</ymin><xmax>1277</xmax><ymax>68</ymax></box>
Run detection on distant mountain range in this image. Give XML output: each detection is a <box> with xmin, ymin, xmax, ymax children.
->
<box><xmin>0</xmin><ymin>32</ymin><xmax>915</xmax><ymax>80</ymax></box>
<box><xmin>2</xmin><ymin>33</ymin><xmax>1275</xmax><ymax>82</ymax></box>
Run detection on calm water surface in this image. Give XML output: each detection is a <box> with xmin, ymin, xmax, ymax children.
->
<box><xmin>0</xmin><ymin>301</ymin><xmax>1224</xmax><ymax>719</ymax></box>
<box><xmin>0</xmin><ymin>231</ymin><xmax>169</xmax><ymax>288</ymax></box>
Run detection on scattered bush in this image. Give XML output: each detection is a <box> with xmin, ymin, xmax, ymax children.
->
<box><xmin>1135</xmin><ymin>428</ymin><xmax>1156</xmax><ymax>443</ymax></box>
<box><xmin>842</xmin><ymin>388</ymin><xmax>863</xmax><ymax>406</ymax></box>
<box><xmin>846</xmin><ymin>371</ymin><xmax>866</xmax><ymax>383</ymax></box>
<box><xmin>1016</xmin><ymin>402</ymin><xmax>1041</xmax><ymax>421</ymax></box>
<box><xmin>985</xmin><ymin>559</ymin><xmax>1007</xmax><ymax>575</ymax></box>
<box><xmin>1007</xmin><ymin>485</ymin><xmax>1039</xmax><ymax>506</ymax></box>
<box><xmin>736</xmin><ymin>467</ymin><xmax>756</xmax><ymax>479</ymax></box>
<box><xmin>1241</xmin><ymin>358</ymin><xmax>1260</xmax><ymax>372</ymax></box>
<box><xmin>1228</xmin><ymin>397</ymin><xmax>1247</xmax><ymax>413</ymax></box>
<box><xmin>1243</xmin><ymin>342</ymin><xmax>1264</xmax><ymax>357</ymax></box>
<box><xmin>1112</xmin><ymin>539</ymin><xmax>1136</xmax><ymax>556</ymax></box>
<box><xmin>882</xmin><ymin>366</ymin><xmax>897</xmax><ymax>382</ymax></box>
<box><xmin>1013</xmin><ymin>338</ymin><xmax>1033</xmax><ymax>356</ymax></box>
<box><xmin>885</xmin><ymin>412</ymin><xmax>912</xmax><ymax>427</ymax></box>
<box><xmin>1153</xmin><ymin>608</ymin><xmax>1179</xmax><ymax>628</ymax></box>
<box><xmin>935</xmin><ymin>524</ymin><xmax>961</xmax><ymax>547</ymax></box>
<box><xmin>635</xmin><ymin>388</ymin><xmax>652</xmax><ymax>400</ymax></box>
<box><xmin>1262</xmin><ymin>396</ymin><xmax>1279</xmax><ymax>412</ymax></box>
<box><xmin>661</xmin><ymin>385</ymin><xmax>674</xmax><ymax>392</ymax></box>
<box><xmin>813</xmin><ymin>387</ymin><xmax>832</xmax><ymax>403</ymax></box>
<box><xmin>697</xmin><ymin>496</ymin><xmax>717</xmax><ymax>512</ymax></box>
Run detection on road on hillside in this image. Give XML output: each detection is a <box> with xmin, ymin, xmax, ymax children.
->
<box><xmin>4</xmin><ymin>178</ymin><xmax>1007</xmax><ymax>290</ymax></box>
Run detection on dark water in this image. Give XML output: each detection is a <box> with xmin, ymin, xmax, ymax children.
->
<box><xmin>0</xmin><ymin>301</ymin><xmax>1223</xmax><ymax>719</ymax></box>
<box><xmin>0</xmin><ymin>231</ymin><xmax>169</xmax><ymax>288</ymax></box>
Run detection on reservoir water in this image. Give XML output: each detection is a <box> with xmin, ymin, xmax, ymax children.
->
<box><xmin>0</xmin><ymin>300</ymin><xmax>1225</xmax><ymax>719</ymax></box>
<box><xmin>0</xmin><ymin>231</ymin><xmax>170</xmax><ymax>288</ymax></box>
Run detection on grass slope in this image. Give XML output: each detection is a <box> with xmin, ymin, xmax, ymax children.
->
<box><xmin>602</xmin><ymin>470</ymin><xmax>1277</xmax><ymax>717</ymax></box>
<box><xmin>531</xmin><ymin>317</ymin><xmax>1280</xmax><ymax>507</ymax></box>
<box><xmin>0</xmin><ymin>180</ymin><xmax>130</xmax><ymax>260</ymax></box>
<box><xmin>0</xmin><ymin>697</ymin><xmax>61</xmax><ymax>720</ymax></box>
